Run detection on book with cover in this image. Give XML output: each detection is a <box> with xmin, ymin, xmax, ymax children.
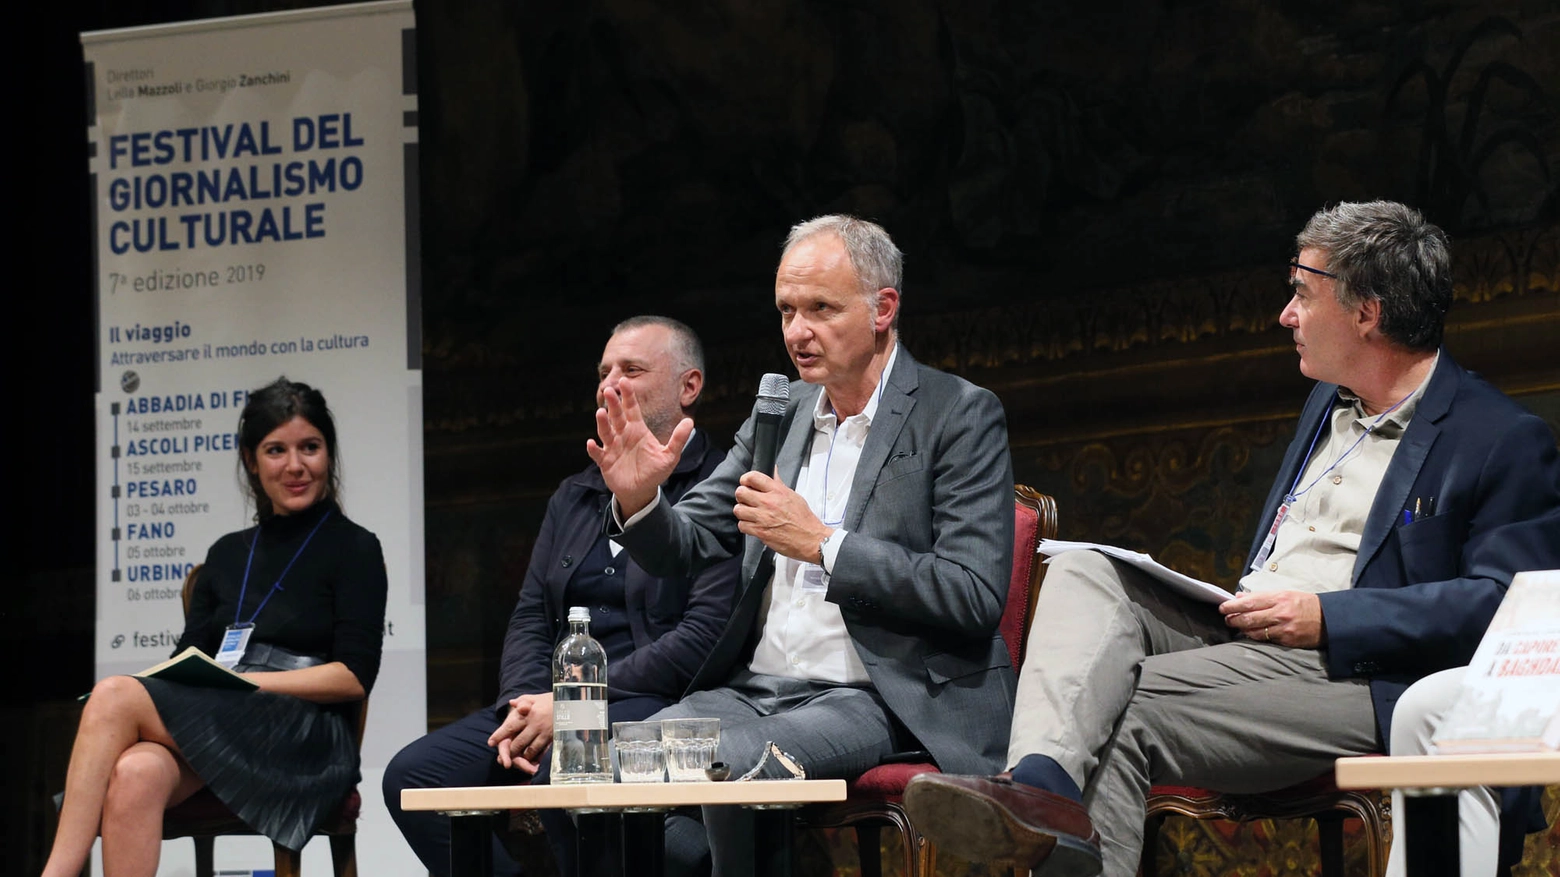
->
<box><xmin>133</xmin><ymin>646</ymin><xmax>259</xmax><ymax>692</ymax></box>
<box><xmin>1432</xmin><ymin>569</ymin><xmax>1560</xmax><ymax>754</ymax></box>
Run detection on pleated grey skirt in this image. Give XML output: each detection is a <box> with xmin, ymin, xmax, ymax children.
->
<box><xmin>139</xmin><ymin>677</ymin><xmax>358</xmax><ymax>851</ymax></box>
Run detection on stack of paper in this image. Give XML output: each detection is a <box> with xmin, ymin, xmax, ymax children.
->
<box><xmin>1036</xmin><ymin>539</ymin><xmax>1234</xmax><ymax>604</ymax></box>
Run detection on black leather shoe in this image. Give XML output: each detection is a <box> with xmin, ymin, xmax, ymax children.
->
<box><xmin>903</xmin><ymin>773</ymin><xmax>1102</xmax><ymax>876</ymax></box>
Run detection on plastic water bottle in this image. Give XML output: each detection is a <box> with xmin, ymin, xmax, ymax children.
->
<box><xmin>551</xmin><ymin>606</ymin><xmax>611</xmax><ymax>783</ymax></box>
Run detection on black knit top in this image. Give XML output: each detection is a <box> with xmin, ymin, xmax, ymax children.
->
<box><xmin>177</xmin><ymin>499</ymin><xmax>388</xmax><ymax>692</ymax></box>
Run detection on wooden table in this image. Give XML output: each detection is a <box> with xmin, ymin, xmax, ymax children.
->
<box><xmin>1335</xmin><ymin>752</ymin><xmax>1560</xmax><ymax>876</ymax></box>
<box><xmin>402</xmin><ymin>779</ymin><xmax>847</xmax><ymax>877</ymax></box>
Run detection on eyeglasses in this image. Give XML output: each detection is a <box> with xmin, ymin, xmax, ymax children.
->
<box><xmin>704</xmin><ymin>742</ymin><xmax>808</xmax><ymax>782</ymax></box>
<box><xmin>1289</xmin><ymin>260</ymin><xmax>1338</xmax><ymax>280</ymax></box>
<box><xmin>737</xmin><ymin>741</ymin><xmax>806</xmax><ymax>781</ymax></box>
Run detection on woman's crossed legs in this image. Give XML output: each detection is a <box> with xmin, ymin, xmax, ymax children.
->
<box><xmin>44</xmin><ymin>676</ymin><xmax>204</xmax><ymax>877</ymax></box>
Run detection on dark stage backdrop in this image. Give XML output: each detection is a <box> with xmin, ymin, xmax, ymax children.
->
<box><xmin>13</xmin><ymin>1</ymin><xmax>1559</xmax><ymax>874</ymax></box>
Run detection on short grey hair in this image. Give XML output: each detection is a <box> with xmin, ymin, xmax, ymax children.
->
<box><xmin>1296</xmin><ymin>201</ymin><xmax>1452</xmax><ymax>351</ymax></box>
<box><xmin>610</xmin><ymin>314</ymin><xmax>705</xmax><ymax>379</ymax></box>
<box><xmin>784</xmin><ymin>214</ymin><xmax>904</xmax><ymax>329</ymax></box>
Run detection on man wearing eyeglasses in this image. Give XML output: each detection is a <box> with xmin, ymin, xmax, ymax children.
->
<box><xmin>905</xmin><ymin>201</ymin><xmax>1560</xmax><ymax>876</ymax></box>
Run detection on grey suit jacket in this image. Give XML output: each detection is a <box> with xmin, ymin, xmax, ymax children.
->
<box><xmin>615</xmin><ymin>348</ymin><xmax>1017</xmax><ymax>775</ymax></box>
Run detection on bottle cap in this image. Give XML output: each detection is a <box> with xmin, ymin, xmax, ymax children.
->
<box><xmin>567</xmin><ymin>606</ymin><xmax>591</xmax><ymax>623</ymax></box>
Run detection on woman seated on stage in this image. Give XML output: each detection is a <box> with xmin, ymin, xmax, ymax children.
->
<box><xmin>44</xmin><ymin>377</ymin><xmax>388</xmax><ymax>877</ymax></box>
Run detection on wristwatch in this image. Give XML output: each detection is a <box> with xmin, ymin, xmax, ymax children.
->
<box><xmin>818</xmin><ymin>529</ymin><xmax>844</xmax><ymax>573</ymax></box>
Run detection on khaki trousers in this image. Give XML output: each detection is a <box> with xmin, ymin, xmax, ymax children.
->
<box><xmin>1009</xmin><ymin>550</ymin><xmax>1378</xmax><ymax>876</ymax></box>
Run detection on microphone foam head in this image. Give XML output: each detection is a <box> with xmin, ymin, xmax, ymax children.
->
<box><xmin>756</xmin><ymin>373</ymin><xmax>789</xmax><ymax>416</ymax></box>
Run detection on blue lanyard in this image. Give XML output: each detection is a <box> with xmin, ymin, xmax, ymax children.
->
<box><xmin>233</xmin><ymin>508</ymin><xmax>332</xmax><ymax>627</ymax></box>
<box><xmin>1284</xmin><ymin>390</ymin><xmax>1411</xmax><ymax>504</ymax></box>
<box><xmin>817</xmin><ymin>374</ymin><xmax>887</xmax><ymax>527</ymax></box>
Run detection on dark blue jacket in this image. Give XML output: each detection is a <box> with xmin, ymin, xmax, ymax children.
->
<box><xmin>1251</xmin><ymin>353</ymin><xmax>1560</xmax><ymax>741</ymax></box>
<box><xmin>1250</xmin><ymin>353</ymin><xmax>1560</xmax><ymax>848</ymax></box>
<box><xmin>495</xmin><ymin>431</ymin><xmax>740</xmax><ymax>711</ymax></box>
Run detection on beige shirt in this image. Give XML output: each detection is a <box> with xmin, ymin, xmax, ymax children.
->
<box><xmin>1239</xmin><ymin>355</ymin><xmax>1438</xmax><ymax>595</ymax></box>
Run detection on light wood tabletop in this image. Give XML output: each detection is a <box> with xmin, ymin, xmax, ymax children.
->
<box><xmin>402</xmin><ymin>779</ymin><xmax>847</xmax><ymax>812</ymax></box>
<box><xmin>1335</xmin><ymin>751</ymin><xmax>1560</xmax><ymax>790</ymax></box>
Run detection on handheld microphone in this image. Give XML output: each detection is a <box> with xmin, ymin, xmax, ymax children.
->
<box><xmin>750</xmin><ymin>373</ymin><xmax>789</xmax><ymax>476</ymax></box>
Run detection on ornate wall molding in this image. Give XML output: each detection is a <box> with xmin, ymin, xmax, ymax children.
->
<box><xmin>425</xmin><ymin>224</ymin><xmax>1560</xmax><ymax>438</ymax></box>
<box><xmin>906</xmin><ymin>223</ymin><xmax>1560</xmax><ymax>374</ymax></box>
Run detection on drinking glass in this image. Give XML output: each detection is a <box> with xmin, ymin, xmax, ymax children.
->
<box><xmin>661</xmin><ymin>718</ymin><xmax>720</xmax><ymax>782</ymax></box>
<box><xmin>612</xmin><ymin>721</ymin><xmax>665</xmax><ymax>783</ymax></box>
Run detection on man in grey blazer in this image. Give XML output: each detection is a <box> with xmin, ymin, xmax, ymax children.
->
<box><xmin>590</xmin><ymin>215</ymin><xmax>1016</xmax><ymax>875</ymax></box>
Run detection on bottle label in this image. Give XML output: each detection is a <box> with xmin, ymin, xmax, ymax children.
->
<box><xmin>553</xmin><ymin>700</ymin><xmax>608</xmax><ymax>731</ymax></box>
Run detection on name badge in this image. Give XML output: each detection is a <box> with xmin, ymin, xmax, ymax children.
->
<box><xmin>214</xmin><ymin>623</ymin><xmax>255</xmax><ymax>669</ymax></box>
<box><xmin>799</xmin><ymin>563</ymin><xmax>829</xmax><ymax>594</ymax></box>
<box><xmin>1249</xmin><ymin>502</ymin><xmax>1290</xmax><ymax>572</ymax></box>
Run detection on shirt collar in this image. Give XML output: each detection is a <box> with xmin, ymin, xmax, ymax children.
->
<box><xmin>1337</xmin><ymin>351</ymin><xmax>1440</xmax><ymax>436</ymax></box>
<box><xmin>813</xmin><ymin>343</ymin><xmax>900</xmax><ymax>430</ymax></box>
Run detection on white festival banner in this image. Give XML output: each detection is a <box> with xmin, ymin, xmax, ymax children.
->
<box><xmin>83</xmin><ymin>3</ymin><xmax>425</xmax><ymax>874</ymax></box>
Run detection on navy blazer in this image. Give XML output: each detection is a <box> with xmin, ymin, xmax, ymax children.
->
<box><xmin>496</xmin><ymin>431</ymin><xmax>741</xmax><ymax>712</ymax></box>
<box><xmin>1247</xmin><ymin>353</ymin><xmax>1560</xmax><ymax>745</ymax></box>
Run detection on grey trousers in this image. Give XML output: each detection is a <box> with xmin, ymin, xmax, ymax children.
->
<box><xmin>1009</xmin><ymin>551</ymin><xmax>1379</xmax><ymax>877</ymax></box>
<box><xmin>652</xmin><ymin>671</ymin><xmax>901</xmax><ymax>877</ymax></box>
<box><xmin>1384</xmin><ymin>667</ymin><xmax>1500</xmax><ymax>877</ymax></box>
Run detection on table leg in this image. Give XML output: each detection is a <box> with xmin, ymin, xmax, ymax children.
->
<box><xmin>575</xmin><ymin>811</ymin><xmax>620</xmax><ymax>877</ymax></box>
<box><xmin>622</xmin><ymin>811</ymin><xmax>665</xmax><ymax>877</ymax></box>
<box><xmin>444</xmin><ymin>811</ymin><xmax>498</xmax><ymax>877</ymax></box>
<box><xmin>752</xmin><ymin>807</ymin><xmax>797</xmax><ymax>877</ymax></box>
<box><xmin>1403</xmin><ymin>790</ymin><xmax>1460</xmax><ymax>877</ymax></box>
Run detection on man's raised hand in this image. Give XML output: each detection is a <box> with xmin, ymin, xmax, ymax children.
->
<box><xmin>586</xmin><ymin>383</ymin><xmax>693</xmax><ymax>517</ymax></box>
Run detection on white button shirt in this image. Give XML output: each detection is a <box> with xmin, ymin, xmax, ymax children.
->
<box><xmin>747</xmin><ymin>346</ymin><xmax>900</xmax><ymax>685</ymax></box>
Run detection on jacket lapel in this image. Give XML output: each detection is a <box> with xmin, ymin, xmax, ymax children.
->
<box><xmin>776</xmin><ymin>385</ymin><xmax>817</xmax><ymax>489</ymax></box>
<box><xmin>1245</xmin><ymin>384</ymin><xmax>1337</xmax><ymax>568</ymax></box>
<box><xmin>1352</xmin><ymin>355</ymin><xmax>1455</xmax><ymax>583</ymax></box>
<box><xmin>846</xmin><ymin>354</ymin><xmax>918</xmax><ymax>530</ymax></box>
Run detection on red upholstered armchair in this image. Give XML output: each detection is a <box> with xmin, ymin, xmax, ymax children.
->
<box><xmin>161</xmin><ymin>564</ymin><xmax>367</xmax><ymax>877</ymax></box>
<box><xmin>800</xmin><ymin>485</ymin><xmax>1057</xmax><ymax>877</ymax></box>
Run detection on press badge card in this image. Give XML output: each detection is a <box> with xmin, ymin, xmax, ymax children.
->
<box><xmin>799</xmin><ymin>563</ymin><xmax>829</xmax><ymax>594</ymax></box>
<box><xmin>214</xmin><ymin>623</ymin><xmax>254</xmax><ymax>668</ymax></box>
